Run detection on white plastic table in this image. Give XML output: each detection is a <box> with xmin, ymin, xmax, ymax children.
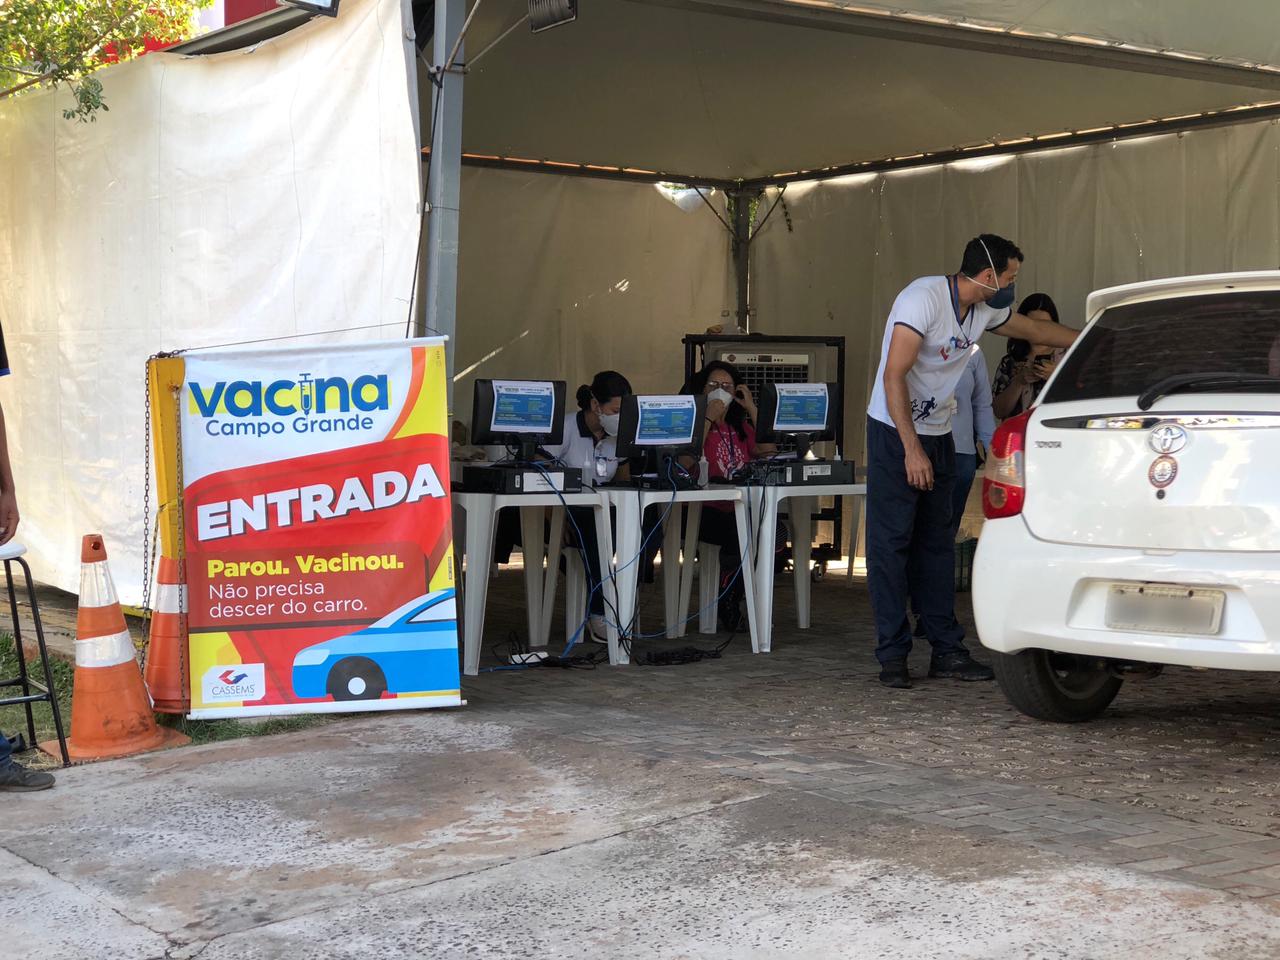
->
<box><xmin>453</xmin><ymin>490</ymin><xmax>611</xmax><ymax>675</ymax></box>
<box><xmin>739</xmin><ymin>482</ymin><xmax>867</xmax><ymax>652</ymax></box>
<box><xmin>599</xmin><ymin>486</ymin><xmax>759</xmax><ymax>661</ymax></box>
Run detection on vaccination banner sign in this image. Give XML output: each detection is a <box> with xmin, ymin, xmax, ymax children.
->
<box><xmin>180</xmin><ymin>338</ymin><xmax>460</xmax><ymax>719</ymax></box>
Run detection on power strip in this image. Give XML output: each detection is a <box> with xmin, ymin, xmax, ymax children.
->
<box><xmin>509</xmin><ymin>650</ymin><xmax>550</xmax><ymax>665</ymax></box>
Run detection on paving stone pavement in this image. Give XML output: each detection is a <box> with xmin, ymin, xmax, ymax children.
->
<box><xmin>466</xmin><ymin>565</ymin><xmax>1280</xmax><ymax>903</ymax></box>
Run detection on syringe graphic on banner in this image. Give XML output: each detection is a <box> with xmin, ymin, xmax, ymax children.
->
<box><xmin>298</xmin><ymin>372</ymin><xmax>314</xmax><ymax>416</ymax></box>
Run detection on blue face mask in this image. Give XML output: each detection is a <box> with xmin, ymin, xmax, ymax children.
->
<box><xmin>974</xmin><ymin>236</ymin><xmax>1016</xmax><ymax>309</ymax></box>
<box><xmin>986</xmin><ymin>282</ymin><xmax>1016</xmax><ymax>310</ymax></box>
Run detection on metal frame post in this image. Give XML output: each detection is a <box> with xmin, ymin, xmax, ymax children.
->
<box><xmin>731</xmin><ymin>188</ymin><xmax>759</xmax><ymax>333</ymax></box>
<box><xmin>423</xmin><ymin>0</ymin><xmax>465</xmax><ymax>407</ymax></box>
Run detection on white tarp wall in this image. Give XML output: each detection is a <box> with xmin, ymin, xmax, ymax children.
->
<box><xmin>0</xmin><ymin>0</ymin><xmax>422</xmax><ymax>601</ymax></box>
<box><xmin>750</xmin><ymin>117</ymin><xmax>1280</xmax><ymax>549</ymax></box>
<box><xmin>753</xmin><ymin>117</ymin><xmax>1280</xmax><ymax>459</ymax></box>
<box><xmin>453</xmin><ymin>168</ymin><xmax>734</xmax><ymax>407</ymax></box>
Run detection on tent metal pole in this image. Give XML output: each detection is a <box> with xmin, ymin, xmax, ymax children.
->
<box><xmin>423</xmin><ymin>0</ymin><xmax>466</xmax><ymax>406</ymax></box>
<box><xmin>731</xmin><ymin>189</ymin><xmax>756</xmax><ymax>333</ymax></box>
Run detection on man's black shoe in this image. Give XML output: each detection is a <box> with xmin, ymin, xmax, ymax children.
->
<box><xmin>878</xmin><ymin>659</ymin><xmax>912</xmax><ymax>688</ymax></box>
<box><xmin>0</xmin><ymin>763</ymin><xmax>55</xmax><ymax>792</ymax></box>
<box><xmin>928</xmin><ymin>652</ymin><xmax>995</xmax><ymax>681</ymax></box>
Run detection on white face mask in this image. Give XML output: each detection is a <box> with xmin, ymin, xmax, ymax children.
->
<box><xmin>709</xmin><ymin>387</ymin><xmax>734</xmax><ymax>407</ymax></box>
<box><xmin>598</xmin><ymin>412</ymin><xmax>620</xmax><ymax>437</ymax></box>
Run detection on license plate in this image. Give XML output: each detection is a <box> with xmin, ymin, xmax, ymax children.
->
<box><xmin>1105</xmin><ymin>583</ymin><xmax>1225</xmax><ymax>636</ymax></box>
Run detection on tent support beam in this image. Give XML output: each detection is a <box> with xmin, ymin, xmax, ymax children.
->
<box><xmin>423</xmin><ymin>0</ymin><xmax>466</xmax><ymax>392</ymax></box>
<box><xmin>740</xmin><ymin>102</ymin><xmax>1280</xmax><ymax>189</ymax></box>
<box><xmin>440</xmin><ymin>105</ymin><xmax>1280</xmax><ymax>194</ymax></box>
<box><xmin>624</xmin><ymin>0</ymin><xmax>1280</xmax><ymax>91</ymax></box>
<box><xmin>433</xmin><ymin>151</ymin><xmax>738</xmax><ymax>191</ymax></box>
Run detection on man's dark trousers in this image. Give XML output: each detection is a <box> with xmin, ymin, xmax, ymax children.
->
<box><xmin>866</xmin><ymin>416</ymin><xmax>969</xmax><ymax>665</ymax></box>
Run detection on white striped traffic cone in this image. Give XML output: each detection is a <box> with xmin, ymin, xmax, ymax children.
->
<box><xmin>144</xmin><ymin>554</ymin><xmax>189</xmax><ymax>714</ymax></box>
<box><xmin>46</xmin><ymin>535</ymin><xmax>188</xmax><ymax>762</ymax></box>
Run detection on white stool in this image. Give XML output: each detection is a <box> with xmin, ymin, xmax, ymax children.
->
<box><xmin>0</xmin><ymin>543</ymin><xmax>68</xmax><ymax>766</ymax></box>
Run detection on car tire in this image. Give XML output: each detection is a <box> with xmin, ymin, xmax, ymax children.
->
<box><xmin>326</xmin><ymin>657</ymin><xmax>388</xmax><ymax>702</ymax></box>
<box><xmin>992</xmin><ymin>649</ymin><xmax>1122</xmax><ymax>723</ymax></box>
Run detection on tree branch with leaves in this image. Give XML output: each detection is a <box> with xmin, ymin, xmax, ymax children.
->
<box><xmin>0</xmin><ymin>0</ymin><xmax>210</xmax><ymax>121</ymax></box>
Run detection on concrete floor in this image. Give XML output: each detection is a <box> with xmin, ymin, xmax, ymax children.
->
<box><xmin>5</xmin><ymin>570</ymin><xmax>1280</xmax><ymax>959</ymax></box>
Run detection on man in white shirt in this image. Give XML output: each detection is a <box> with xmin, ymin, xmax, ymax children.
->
<box><xmin>866</xmin><ymin>235</ymin><xmax>1077</xmax><ymax>689</ymax></box>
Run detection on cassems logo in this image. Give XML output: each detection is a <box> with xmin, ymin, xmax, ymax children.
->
<box><xmin>203</xmin><ymin>663</ymin><xmax>266</xmax><ymax>703</ymax></box>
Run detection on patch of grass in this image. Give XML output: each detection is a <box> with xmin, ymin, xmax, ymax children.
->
<box><xmin>0</xmin><ymin>634</ymin><xmax>74</xmax><ymax>752</ymax></box>
<box><xmin>0</xmin><ymin>635</ymin><xmax>340</xmax><ymax>760</ymax></box>
<box><xmin>158</xmin><ymin>711</ymin><xmax>338</xmax><ymax>744</ymax></box>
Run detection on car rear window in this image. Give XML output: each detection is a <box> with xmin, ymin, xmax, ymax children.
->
<box><xmin>1043</xmin><ymin>290</ymin><xmax>1280</xmax><ymax>404</ymax></box>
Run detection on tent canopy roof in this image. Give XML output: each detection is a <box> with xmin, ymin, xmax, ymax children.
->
<box><xmin>455</xmin><ymin>0</ymin><xmax>1280</xmax><ymax>182</ymax></box>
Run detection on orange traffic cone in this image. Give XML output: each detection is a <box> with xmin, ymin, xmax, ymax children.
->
<box><xmin>43</xmin><ymin>535</ymin><xmax>188</xmax><ymax>762</ymax></box>
<box><xmin>144</xmin><ymin>554</ymin><xmax>189</xmax><ymax>714</ymax></box>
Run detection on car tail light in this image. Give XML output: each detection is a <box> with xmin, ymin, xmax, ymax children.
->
<box><xmin>983</xmin><ymin>408</ymin><xmax>1033</xmax><ymax>519</ymax></box>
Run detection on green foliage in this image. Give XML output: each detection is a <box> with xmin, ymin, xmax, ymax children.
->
<box><xmin>159</xmin><ymin>711</ymin><xmax>337</xmax><ymax>745</ymax></box>
<box><xmin>0</xmin><ymin>0</ymin><xmax>211</xmax><ymax>120</ymax></box>
<box><xmin>0</xmin><ymin>634</ymin><xmax>74</xmax><ymax>753</ymax></box>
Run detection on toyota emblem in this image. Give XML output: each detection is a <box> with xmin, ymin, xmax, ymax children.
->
<box><xmin>1148</xmin><ymin>423</ymin><xmax>1188</xmax><ymax>455</ymax></box>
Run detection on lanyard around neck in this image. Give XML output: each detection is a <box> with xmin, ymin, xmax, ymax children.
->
<box><xmin>949</xmin><ymin>274</ymin><xmax>974</xmax><ymax>340</ymax></box>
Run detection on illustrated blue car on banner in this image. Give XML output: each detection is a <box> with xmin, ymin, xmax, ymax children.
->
<box><xmin>292</xmin><ymin>589</ymin><xmax>459</xmax><ymax>701</ymax></box>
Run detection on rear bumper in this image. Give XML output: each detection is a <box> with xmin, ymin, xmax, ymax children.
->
<box><xmin>973</xmin><ymin>519</ymin><xmax>1280</xmax><ymax>670</ymax></box>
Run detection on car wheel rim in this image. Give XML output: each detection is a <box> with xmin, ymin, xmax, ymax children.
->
<box><xmin>1045</xmin><ymin>652</ymin><xmax>1111</xmax><ymax>698</ymax></box>
<box><xmin>348</xmin><ymin>676</ymin><xmax>367</xmax><ymax>696</ymax></box>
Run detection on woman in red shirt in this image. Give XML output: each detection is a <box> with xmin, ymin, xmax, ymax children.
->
<box><xmin>687</xmin><ymin>361</ymin><xmax>775</xmax><ymax>630</ymax></box>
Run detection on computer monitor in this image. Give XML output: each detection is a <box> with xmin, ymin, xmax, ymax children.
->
<box><xmin>755</xmin><ymin>382</ymin><xmax>839</xmax><ymax>458</ymax></box>
<box><xmin>471</xmin><ymin>379</ymin><xmax>566</xmax><ymax>460</ymax></box>
<box><xmin>615</xmin><ymin>394</ymin><xmax>706</xmax><ymax>462</ymax></box>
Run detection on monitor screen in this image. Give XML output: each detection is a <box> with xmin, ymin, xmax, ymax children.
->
<box><xmin>772</xmin><ymin>383</ymin><xmax>830</xmax><ymax>433</ymax></box>
<box><xmin>634</xmin><ymin>396</ymin><xmax>697</xmax><ymax>446</ymax></box>
<box><xmin>490</xmin><ymin>380</ymin><xmax>556</xmax><ymax>435</ymax></box>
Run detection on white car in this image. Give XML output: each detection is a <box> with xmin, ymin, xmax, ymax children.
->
<box><xmin>974</xmin><ymin>271</ymin><xmax>1280</xmax><ymax>722</ymax></box>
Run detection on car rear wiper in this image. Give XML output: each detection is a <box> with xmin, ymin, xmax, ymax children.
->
<box><xmin>1136</xmin><ymin>372</ymin><xmax>1280</xmax><ymax>411</ymax></box>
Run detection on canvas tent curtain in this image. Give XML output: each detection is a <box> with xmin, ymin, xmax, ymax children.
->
<box><xmin>0</xmin><ymin>0</ymin><xmax>422</xmax><ymax>602</ymax></box>
<box><xmin>749</xmin><ymin>116</ymin><xmax>1280</xmax><ymax>549</ymax></box>
<box><xmin>453</xmin><ymin>168</ymin><xmax>734</xmax><ymax>405</ymax></box>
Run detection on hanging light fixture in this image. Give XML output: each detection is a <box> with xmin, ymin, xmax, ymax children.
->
<box><xmin>529</xmin><ymin>0</ymin><xmax>577</xmax><ymax>33</ymax></box>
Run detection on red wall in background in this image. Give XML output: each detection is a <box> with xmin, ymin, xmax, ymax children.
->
<box><xmin>102</xmin><ymin>0</ymin><xmax>284</xmax><ymax>62</ymax></box>
<box><xmin>225</xmin><ymin>0</ymin><xmax>283</xmax><ymax>24</ymax></box>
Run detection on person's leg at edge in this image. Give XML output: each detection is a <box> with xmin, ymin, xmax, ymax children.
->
<box><xmin>866</xmin><ymin>417</ymin><xmax>920</xmax><ymax>688</ymax></box>
<box><xmin>913</xmin><ymin>435</ymin><xmax>992</xmax><ymax>681</ymax></box>
<box><xmin>910</xmin><ymin>449</ymin><xmax>975</xmax><ymax>637</ymax></box>
<box><xmin>0</xmin><ymin>728</ymin><xmax>55</xmax><ymax>792</ymax></box>
<box><xmin>566</xmin><ymin>505</ymin><xmax>608</xmax><ymax>642</ymax></box>
<box><xmin>699</xmin><ymin>506</ymin><xmax>745</xmax><ymax>632</ymax></box>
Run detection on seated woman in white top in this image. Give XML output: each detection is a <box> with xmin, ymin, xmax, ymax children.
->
<box><xmin>542</xmin><ymin>371</ymin><xmax>633</xmax><ymax>642</ymax></box>
<box><xmin>544</xmin><ymin>372</ymin><xmax>631</xmax><ymax>487</ymax></box>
